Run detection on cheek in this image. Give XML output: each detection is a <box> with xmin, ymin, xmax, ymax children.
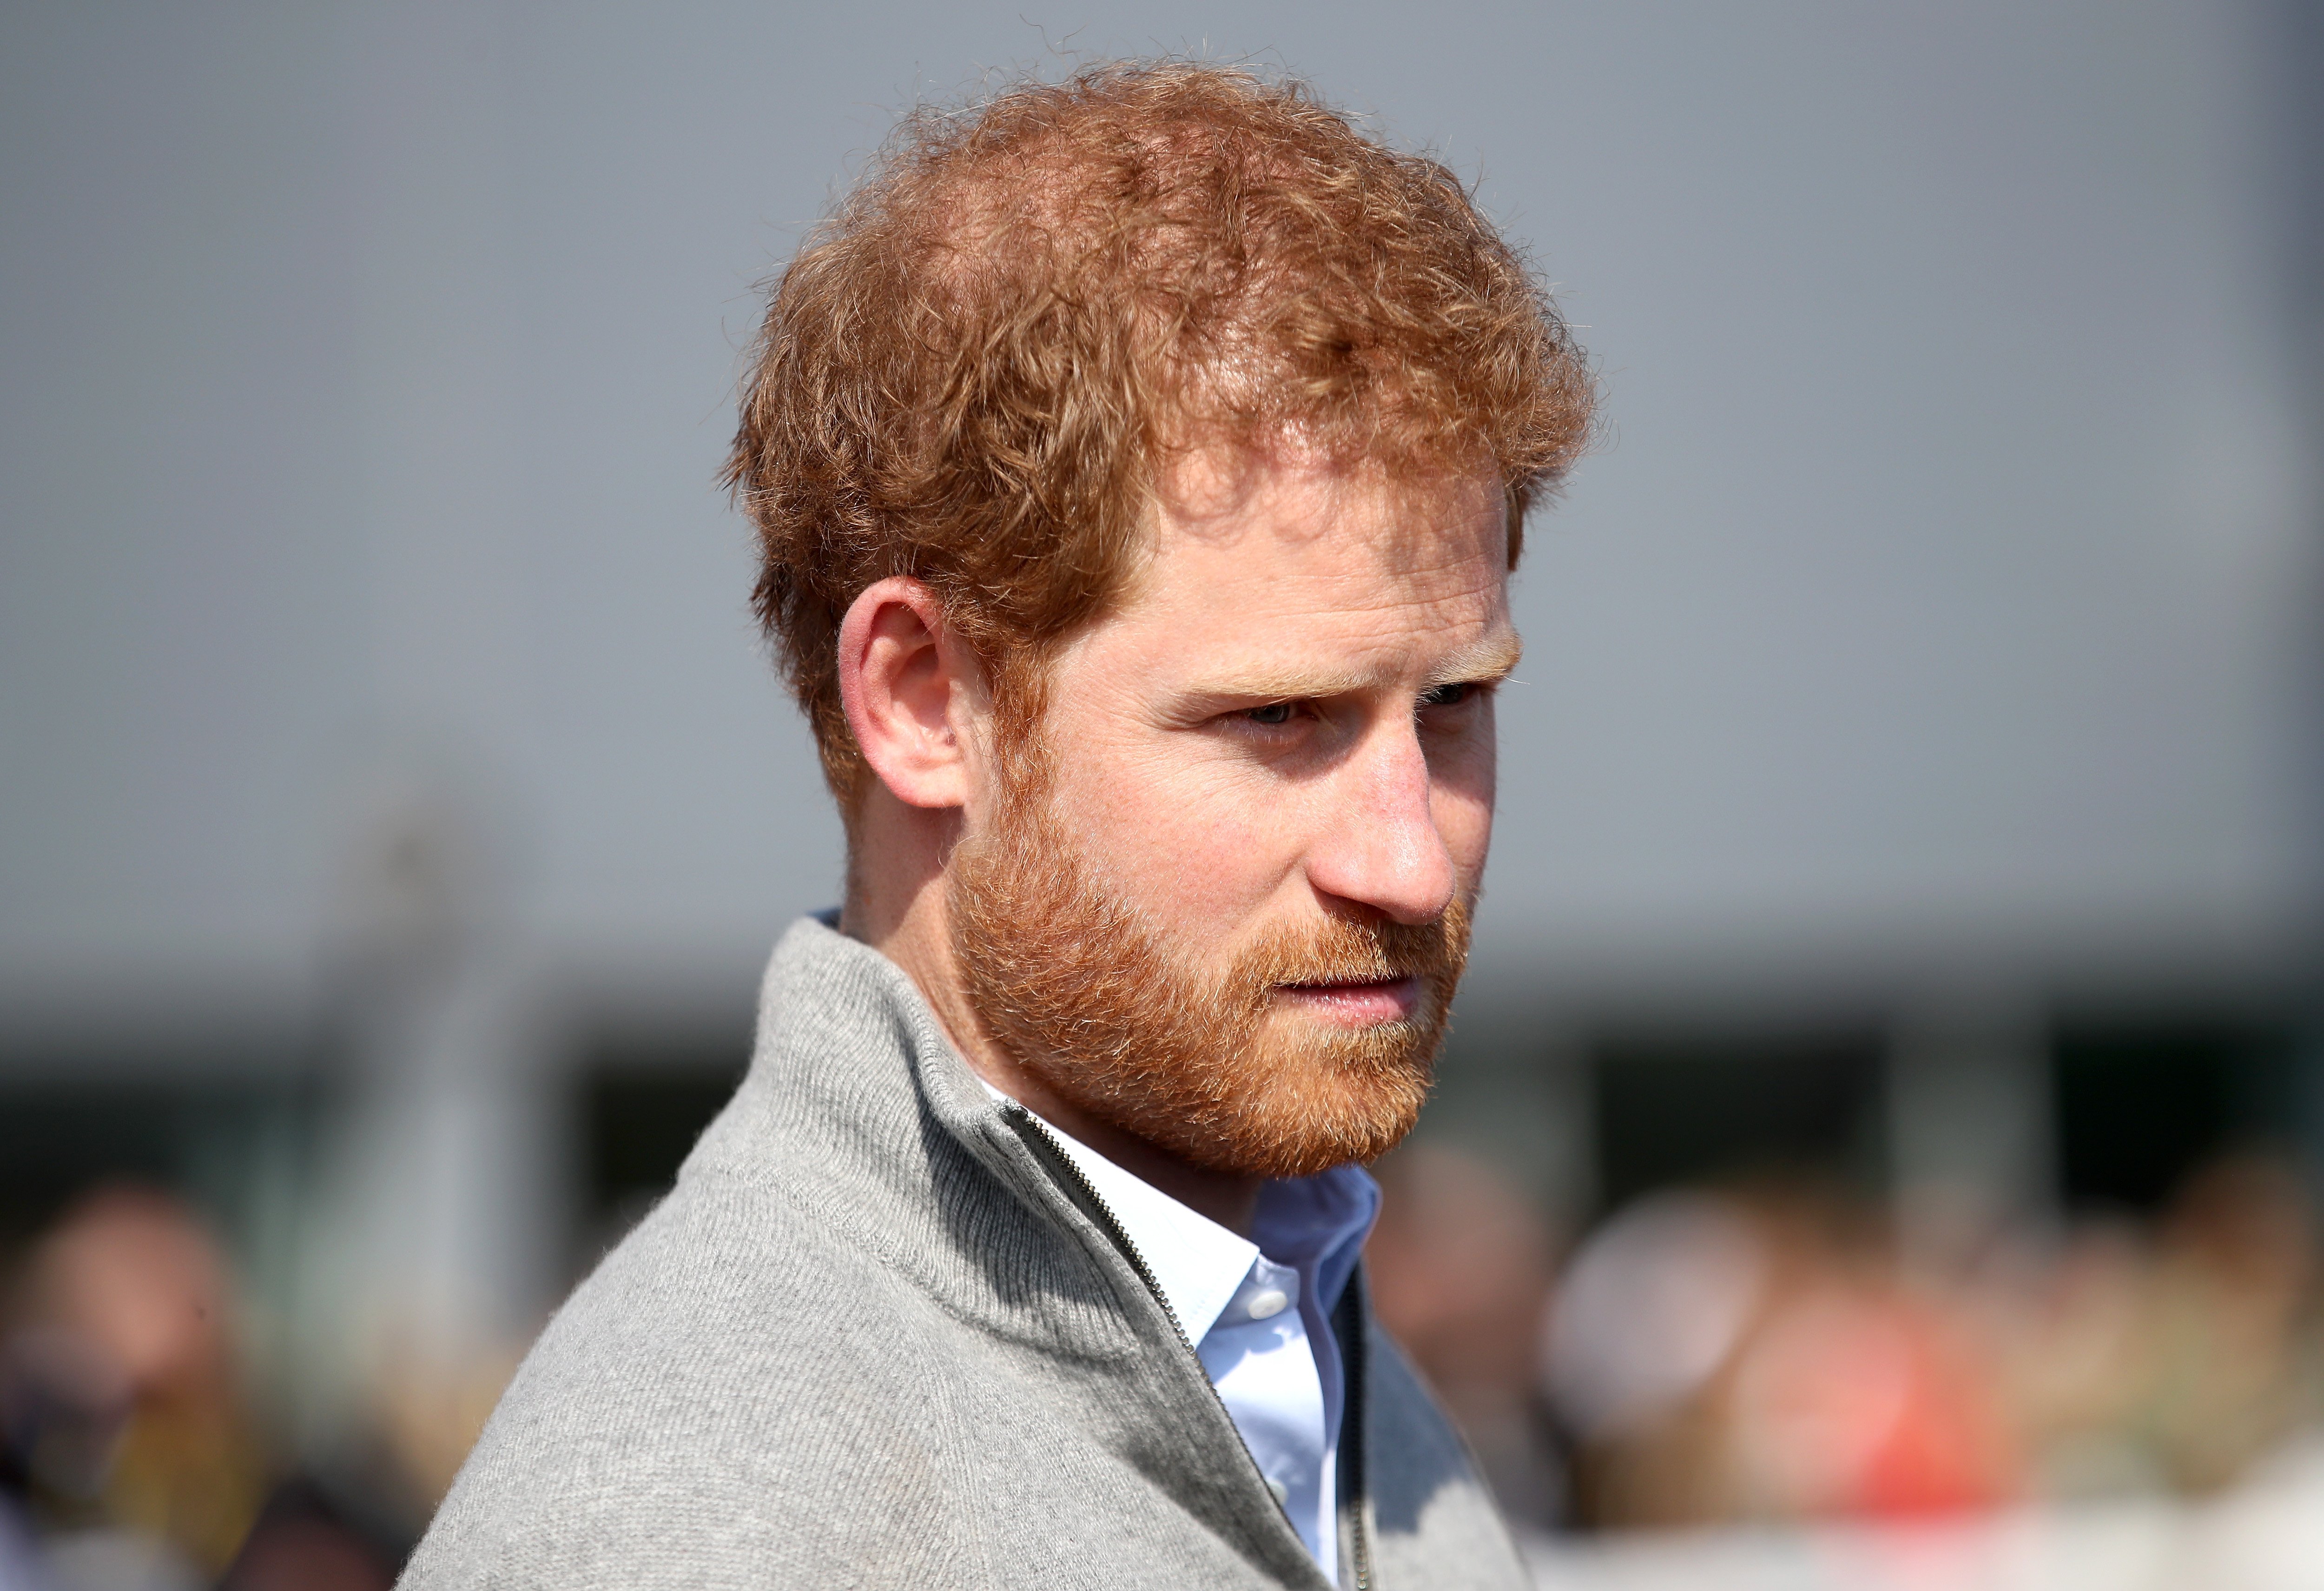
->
<box><xmin>1431</xmin><ymin>709</ymin><xmax>1499</xmax><ymax>880</ymax></box>
<box><xmin>1433</xmin><ymin>780</ymin><xmax>1495</xmax><ymax>885</ymax></box>
<box><xmin>1052</xmin><ymin>740</ymin><xmax>1307</xmax><ymax>923</ymax></box>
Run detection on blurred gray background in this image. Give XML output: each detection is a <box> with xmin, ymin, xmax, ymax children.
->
<box><xmin>2</xmin><ymin>0</ymin><xmax>2320</xmax><ymax>1566</ymax></box>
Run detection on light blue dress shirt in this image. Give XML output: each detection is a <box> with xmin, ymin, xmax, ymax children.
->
<box><xmin>988</xmin><ymin>1086</ymin><xmax>1380</xmax><ymax>1580</ymax></box>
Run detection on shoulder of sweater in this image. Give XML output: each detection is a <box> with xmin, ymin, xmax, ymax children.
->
<box><xmin>1361</xmin><ymin>1322</ymin><xmax>1534</xmax><ymax>1590</ymax></box>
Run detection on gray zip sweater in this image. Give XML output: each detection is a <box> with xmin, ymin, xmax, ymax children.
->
<box><xmin>400</xmin><ymin>916</ymin><xmax>1530</xmax><ymax>1590</ymax></box>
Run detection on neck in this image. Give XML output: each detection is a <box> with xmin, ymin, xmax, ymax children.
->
<box><xmin>841</xmin><ymin>790</ymin><xmax>1265</xmax><ymax>1239</ymax></box>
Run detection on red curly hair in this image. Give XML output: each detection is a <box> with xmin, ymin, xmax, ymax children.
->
<box><xmin>726</xmin><ymin>60</ymin><xmax>1596</xmax><ymax>806</ymax></box>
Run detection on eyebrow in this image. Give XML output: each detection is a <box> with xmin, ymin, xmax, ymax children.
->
<box><xmin>1185</xmin><ymin>626</ymin><xmax>1524</xmax><ymax>703</ymax></box>
<box><xmin>1425</xmin><ymin>627</ymin><xmax>1524</xmax><ymax>688</ymax></box>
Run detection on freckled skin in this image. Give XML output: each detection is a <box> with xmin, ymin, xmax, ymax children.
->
<box><xmin>842</xmin><ymin>456</ymin><xmax>1517</xmax><ymax>1232</ymax></box>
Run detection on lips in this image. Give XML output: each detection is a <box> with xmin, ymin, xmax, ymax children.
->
<box><xmin>1273</xmin><ymin>973</ymin><xmax>1423</xmax><ymax>1026</ymax></box>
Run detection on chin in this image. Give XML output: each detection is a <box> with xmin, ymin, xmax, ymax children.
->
<box><xmin>1156</xmin><ymin>1038</ymin><xmax>1440</xmax><ymax>1180</ymax></box>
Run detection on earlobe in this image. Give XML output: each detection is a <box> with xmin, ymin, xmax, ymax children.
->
<box><xmin>837</xmin><ymin>577</ymin><xmax>976</xmax><ymax>810</ymax></box>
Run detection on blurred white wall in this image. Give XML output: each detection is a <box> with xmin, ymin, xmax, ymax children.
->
<box><xmin>3</xmin><ymin>0</ymin><xmax>2311</xmax><ymax>1020</ymax></box>
<box><xmin>1</xmin><ymin>0</ymin><xmax>2315</xmax><ymax>1361</ymax></box>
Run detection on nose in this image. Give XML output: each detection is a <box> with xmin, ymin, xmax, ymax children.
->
<box><xmin>1303</xmin><ymin>717</ymin><xmax>1458</xmax><ymax>926</ymax></box>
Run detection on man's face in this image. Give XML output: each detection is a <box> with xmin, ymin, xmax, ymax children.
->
<box><xmin>948</xmin><ymin>455</ymin><xmax>1515</xmax><ymax>1178</ymax></box>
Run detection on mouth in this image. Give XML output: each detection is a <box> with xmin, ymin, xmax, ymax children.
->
<box><xmin>1272</xmin><ymin>974</ymin><xmax>1422</xmax><ymax>1027</ymax></box>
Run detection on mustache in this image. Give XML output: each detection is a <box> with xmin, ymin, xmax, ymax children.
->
<box><xmin>1239</xmin><ymin>900</ymin><xmax>1472</xmax><ymax>992</ymax></box>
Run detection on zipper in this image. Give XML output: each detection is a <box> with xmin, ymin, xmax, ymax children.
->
<box><xmin>1001</xmin><ymin>1103</ymin><xmax>1372</xmax><ymax>1585</ymax></box>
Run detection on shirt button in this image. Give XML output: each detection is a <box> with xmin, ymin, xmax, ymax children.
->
<box><xmin>1266</xmin><ymin>1476</ymin><xmax>1289</xmax><ymax>1507</ymax></box>
<box><xmin>1248</xmin><ymin>1288</ymin><xmax>1289</xmax><ymax>1320</ymax></box>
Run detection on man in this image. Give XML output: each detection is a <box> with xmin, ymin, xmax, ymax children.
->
<box><xmin>402</xmin><ymin>60</ymin><xmax>1592</xmax><ymax>1590</ymax></box>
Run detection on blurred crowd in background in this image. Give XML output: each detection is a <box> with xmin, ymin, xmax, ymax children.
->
<box><xmin>7</xmin><ymin>1104</ymin><xmax>2324</xmax><ymax>1587</ymax></box>
<box><xmin>1</xmin><ymin>1187</ymin><xmax>407</xmax><ymax>1591</ymax></box>
<box><xmin>1374</xmin><ymin>1143</ymin><xmax>2322</xmax><ymax>1532</ymax></box>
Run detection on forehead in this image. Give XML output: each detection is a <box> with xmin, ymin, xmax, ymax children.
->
<box><xmin>1082</xmin><ymin>458</ymin><xmax>1512</xmax><ymax>678</ymax></box>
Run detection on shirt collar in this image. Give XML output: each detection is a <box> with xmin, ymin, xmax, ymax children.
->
<box><xmin>980</xmin><ymin>1081</ymin><xmax>1380</xmax><ymax>1341</ymax></box>
<box><xmin>1254</xmin><ymin>1165</ymin><xmax>1381</xmax><ymax>1329</ymax></box>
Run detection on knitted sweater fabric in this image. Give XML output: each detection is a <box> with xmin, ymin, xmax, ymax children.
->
<box><xmin>398</xmin><ymin>915</ymin><xmax>1530</xmax><ymax>1591</ymax></box>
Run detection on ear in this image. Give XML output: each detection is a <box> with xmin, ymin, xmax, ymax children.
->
<box><xmin>836</xmin><ymin>577</ymin><xmax>982</xmax><ymax>810</ymax></box>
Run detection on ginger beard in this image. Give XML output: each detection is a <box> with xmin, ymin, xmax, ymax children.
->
<box><xmin>947</xmin><ymin>727</ymin><xmax>1473</xmax><ymax>1180</ymax></box>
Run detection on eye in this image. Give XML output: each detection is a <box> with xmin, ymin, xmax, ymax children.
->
<box><xmin>1246</xmin><ymin>702</ymin><xmax>1296</xmax><ymax>726</ymax></box>
<box><xmin>1419</xmin><ymin>682</ymin><xmax>1476</xmax><ymax>710</ymax></box>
